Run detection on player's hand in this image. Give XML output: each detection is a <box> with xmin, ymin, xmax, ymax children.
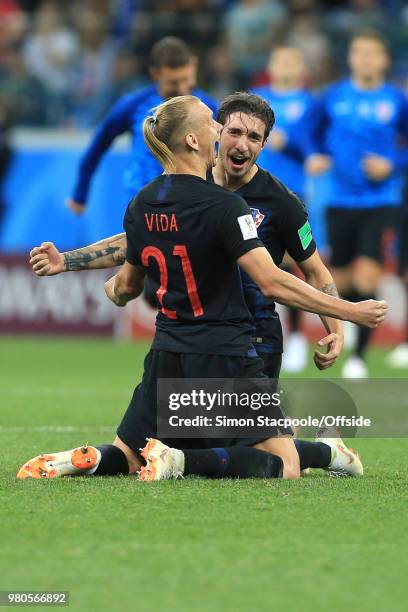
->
<box><xmin>305</xmin><ymin>154</ymin><xmax>332</xmax><ymax>176</ymax></box>
<box><xmin>29</xmin><ymin>242</ymin><xmax>65</xmax><ymax>276</ymax></box>
<box><xmin>352</xmin><ymin>300</ymin><xmax>388</xmax><ymax>328</ymax></box>
<box><xmin>313</xmin><ymin>332</ymin><xmax>344</xmax><ymax>370</ymax></box>
<box><xmin>66</xmin><ymin>198</ymin><xmax>86</xmax><ymax>215</ymax></box>
<box><xmin>362</xmin><ymin>154</ymin><xmax>393</xmax><ymax>181</ymax></box>
<box><xmin>104</xmin><ymin>275</ymin><xmax>118</xmax><ymax>303</ymax></box>
<box><xmin>104</xmin><ymin>274</ymin><xmax>126</xmax><ymax>307</ymax></box>
<box><xmin>267</xmin><ymin>128</ymin><xmax>287</xmax><ymax>151</ymax></box>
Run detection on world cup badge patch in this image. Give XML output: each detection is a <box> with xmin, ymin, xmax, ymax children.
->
<box><xmin>250</xmin><ymin>208</ymin><xmax>265</xmax><ymax>228</ymax></box>
<box><xmin>238</xmin><ymin>214</ymin><xmax>258</xmax><ymax>239</ymax></box>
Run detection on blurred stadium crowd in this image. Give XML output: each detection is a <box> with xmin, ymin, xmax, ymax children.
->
<box><xmin>0</xmin><ymin>0</ymin><xmax>407</xmax><ymax>128</ymax></box>
<box><xmin>1</xmin><ymin>0</ymin><xmax>408</xmax><ymax>371</ymax></box>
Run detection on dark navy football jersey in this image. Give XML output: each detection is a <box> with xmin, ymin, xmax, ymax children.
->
<box><xmin>236</xmin><ymin>167</ymin><xmax>316</xmax><ymax>354</ymax></box>
<box><xmin>125</xmin><ymin>174</ymin><xmax>263</xmax><ymax>356</ymax></box>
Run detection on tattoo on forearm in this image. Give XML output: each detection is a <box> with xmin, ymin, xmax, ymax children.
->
<box><xmin>63</xmin><ymin>236</ymin><xmax>127</xmax><ymax>271</ymax></box>
<box><xmin>321</xmin><ymin>282</ymin><xmax>339</xmax><ymax>298</ymax></box>
<box><xmin>112</xmin><ymin>246</ymin><xmax>127</xmax><ymax>266</ymax></box>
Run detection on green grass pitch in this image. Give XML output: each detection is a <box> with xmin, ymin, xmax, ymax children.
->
<box><xmin>1</xmin><ymin>337</ymin><xmax>407</xmax><ymax>611</ymax></box>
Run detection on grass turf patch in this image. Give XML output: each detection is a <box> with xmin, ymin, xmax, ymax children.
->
<box><xmin>1</xmin><ymin>337</ymin><xmax>407</xmax><ymax>611</ymax></box>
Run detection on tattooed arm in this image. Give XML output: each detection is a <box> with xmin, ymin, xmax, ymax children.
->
<box><xmin>297</xmin><ymin>250</ymin><xmax>344</xmax><ymax>370</ymax></box>
<box><xmin>64</xmin><ymin>233</ymin><xmax>127</xmax><ymax>271</ymax></box>
<box><xmin>29</xmin><ymin>233</ymin><xmax>127</xmax><ymax>276</ymax></box>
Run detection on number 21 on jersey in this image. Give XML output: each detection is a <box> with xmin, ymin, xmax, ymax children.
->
<box><xmin>141</xmin><ymin>245</ymin><xmax>203</xmax><ymax>319</ymax></box>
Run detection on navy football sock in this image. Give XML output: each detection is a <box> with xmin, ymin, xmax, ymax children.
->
<box><xmin>294</xmin><ymin>439</ymin><xmax>331</xmax><ymax>470</ymax></box>
<box><xmin>343</xmin><ymin>289</ymin><xmax>375</xmax><ymax>359</ymax></box>
<box><xmin>289</xmin><ymin>306</ymin><xmax>301</xmax><ymax>332</ymax></box>
<box><xmin>356</xmin><ymin>325</ymin><xmax>372</xmax><ymax>358</ymax></box>
<box><xmin>354</xmin><ymin>292</ymin><xmax>375</xmax><ymax>358</ymax></box>
<box><xmin>92</xmin><ymin>445</ymin><xmax>129</xmax><ymax>475</ymax></box>
<box><xmin>183</xmin><ymin>446</ymin><xmax>283</xmax><ymax>478</ymax></box>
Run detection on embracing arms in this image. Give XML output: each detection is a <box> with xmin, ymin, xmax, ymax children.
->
<box><xmin>29</xmin><ymin>236</ymin><xmax>387</xmax><ymax>326</ymax></box>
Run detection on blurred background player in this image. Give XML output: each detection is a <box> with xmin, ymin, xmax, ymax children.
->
<box><xmin>386</xmin><ymin>179</ymin><xmax>408</xmax><ymax>368</ymax></box>
<box><xmin>304</xmin><ymin>29</ymin><xmax>408</xmax><ymax>378</ymax></box>
<box><xmin>67</xmin><ymin>36</ymin><xmax>217</xmax><ymax>215</ymax></box>
<box><xmin>252</xmin><ymin>45</ymin><xmax>313</xmax><ymax>373</ymax></box>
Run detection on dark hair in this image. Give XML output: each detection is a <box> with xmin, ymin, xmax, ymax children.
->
<box><xmin>150</xmin><ymin>36</ymin><xmax>193</xmax><ymax>69</ymax></box>
<box><xmin>217</xmin><ymin>92</ymin><xmax>275</xmax><ymax>140</ymax></box>
<box><xmin>350</xmin><ymin>28</ymin><xmax>390</xmax><ymax>54</ymax></box>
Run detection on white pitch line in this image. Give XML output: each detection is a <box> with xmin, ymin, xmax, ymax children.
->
<box><xmin>3</xmin><ymin>386</ymin><xmax>129</xmax><ymax>398</ymax></box>
<box><xmin>0</xmin><ymin>426</ymin><xmax>114</xmax><ymax>433</ymax></box>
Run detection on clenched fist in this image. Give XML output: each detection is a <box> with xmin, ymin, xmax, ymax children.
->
<box><xmin>29</xmin><ymin>242</ymin><xmax>65</xmax><ymax>276</ymax></box>
<box><xmin>352</xmin><ymin>299</ymin><xmax>388</xmax><ymax>328</ymax></box>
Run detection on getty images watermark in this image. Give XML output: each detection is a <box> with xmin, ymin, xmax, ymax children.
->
<box><xmin>168</xmin><ymin>388</ymin><xmax>281</xmax><ymax>411</ymax></box>
<box><xmin>166</xmin><ymin>388</ymin><xmax>370</xmax><ymax>430</ymax></box>
<box><xmin>155</xmin><ymin>378</ymin><xmax>404</xmax><ymax>439</ymax></box>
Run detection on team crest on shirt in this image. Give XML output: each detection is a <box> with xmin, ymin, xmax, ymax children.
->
<box><xmin>250</xmin><ymin>208</ymin><xmax>265</xmax><ymax>228</ymax></box>
<box><xmin>375</xmin><ymin>101</ymin><xmax>395</xmax><ymax>122</ymax></box>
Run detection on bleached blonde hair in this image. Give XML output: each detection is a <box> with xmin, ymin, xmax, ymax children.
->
<box><xmin>143</xmin><ymin>95</ymin><xmax>201</xmax><ymax>172</ymax></box>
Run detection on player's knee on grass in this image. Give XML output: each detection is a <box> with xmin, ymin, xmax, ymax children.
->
<box><xmin>283</xmin><ymin>464</ymin><xmax>301</xmax><ymax>479</ymax></box>
<box><xmin>254</xmin><ymin>438</ymin><xmax>301</xmax><ymax>480</ymax></box>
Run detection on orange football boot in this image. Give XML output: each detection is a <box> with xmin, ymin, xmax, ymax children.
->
<box><xmin>16</xmin><ymin>446</ymin><xmax>101</xmax><ymax>479</ymax></box>
<box><xmin>138</xmin><ymin>439</ymin><xmax>184</xmax><ymax>481</ymax></box>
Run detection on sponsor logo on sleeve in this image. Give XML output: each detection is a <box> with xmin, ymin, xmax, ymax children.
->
<box><xmin>238</xmin><ymin>214</ymin><xmax>258</xmax><ymax>240</ymax></box>
<box><xmin>298</xmin><ymin>220</ymin><xmax>313</xmax><ymax>250</ymax></box>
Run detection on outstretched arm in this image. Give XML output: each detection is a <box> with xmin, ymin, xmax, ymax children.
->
<box><xmin>238</xmin><ymin>247</ymin><xmax>387</xmax><ymax>328</ymax></box>
<box><xmin>30</xmin><ymin>234</ymin><xmax>127</xmax><ymax>275</ymax></box>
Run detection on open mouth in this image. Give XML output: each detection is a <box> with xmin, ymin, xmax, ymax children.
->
<box><xmin>230</xmin><ymin>155</ymin><xmax>248</xmax><ymax>169</ymax></box>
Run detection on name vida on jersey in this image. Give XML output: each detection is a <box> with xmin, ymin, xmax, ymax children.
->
<box><xmin>145</xmin><ymin>213</ymin><xmax>179</xmax><ymax>232</ymax></box>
